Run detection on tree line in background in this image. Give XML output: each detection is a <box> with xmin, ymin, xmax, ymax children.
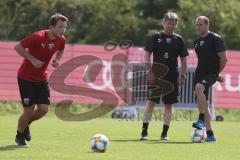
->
<box><xmin>0</xmin><ymin>0</ymin><xmax>240</xmax><ymax>50</ymax></box>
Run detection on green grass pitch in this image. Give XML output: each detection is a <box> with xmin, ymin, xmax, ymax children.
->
<box><xmin>0</xmin><ymin>114</ymin><xmax>240</xmax><ymax>160</ymax></box>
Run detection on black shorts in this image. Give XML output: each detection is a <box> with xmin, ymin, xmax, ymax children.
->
<box><xmin>147</xmin><ymin>70</ymin><xmax>179</xmax><ymax>104</ymax></box>
<box><xmin>17</xmin><ymin>77</ymin><xmax>50</xmax><ymax>107</ymax></box>
<box><xmin>194</xmin><ymin>73</ymin><xmax>218</xmax><ymax>100</ymax></box>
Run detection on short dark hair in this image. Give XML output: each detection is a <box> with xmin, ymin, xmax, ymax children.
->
<box><xmin>49</xmin><ymin>13</ymin><xmax>68</xmax><ymax>26</ymax></box>
<box><xmin>163</xmin><ymin>12</ymin><xmax>178</xmax><ymax>24</ymax></box>
<box><xmin>196</xmin><ymin>16</ymin><xmax>209</xmax><ymax>25</ymax></box>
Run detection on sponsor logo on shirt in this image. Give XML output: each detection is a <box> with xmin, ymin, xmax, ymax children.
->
<box><xmin>166</xmin><ymin>38</ymin><xmax>172</xmax><ymax>44</ymax></box>
<box><xmin>163</xmin><ymin>52</ymin><xmax>169</xmax><ymax>59</ymax></box>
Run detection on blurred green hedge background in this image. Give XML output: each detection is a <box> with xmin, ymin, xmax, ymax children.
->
<box><xmin>0</xmin><ymin>0</ymin><xmax>239</xmax><ymax>49</ymax></box>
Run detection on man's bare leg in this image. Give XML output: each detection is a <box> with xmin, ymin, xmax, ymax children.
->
<box><xmin>140</xmin><ymin>100</ymin><xmax>156</xmax><ymax>140</ymax></box>
<box><xmin>205</xmin><ymin>107</ymin><xmax>212</xmax><ymax>131</ymax></box>
<box><xmin>29</xmin><ymin>104</ymin><xmax>49</xmax><ymax>123</ymax></box>
<box><xmin>17</xmin><ymin>104</ymin><xmax>49</xmax><ymax>144</ymax></box>
<box><xmin>16</xmin><ymin>105</ymin><xmax>35</xmax><ymax>146</ymax></box>
<box><xmin>193</xmin><ymin>83</ymin><xmax>216</xmax><ymax>141</ymax></box>
<box><xmin>205</xmin><ymin>107</ymin><xmax>215</xmax><ymax>139</ymax></box>
<box><xmin>195</xmin><ymin>83</ymin><xmax>208</xmax><ymax>115</ymax></box>
<box><xmin>192</xmin><ymin>83</ymin><xmax>208</xmax><ymax>129</ymax></box>
<box><xmin>161</xmin><ymin>104</ymin><xmax>173</xmax><ymax>140</ymax></box>
<box><xmin>17</xmin><ymin>105</ymin><xmax>35</xmax><ymax>133</ymax></box>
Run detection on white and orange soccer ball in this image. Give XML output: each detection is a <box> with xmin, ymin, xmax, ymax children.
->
<box><xmin>90</xmin><ymin>134</ymin><xmax>109</xmax><ymax>152</ymax></box>
<box><xmin>190</xmin><ymin>129</ymin><xmax>207</xmax><ymax>143</ymax></box>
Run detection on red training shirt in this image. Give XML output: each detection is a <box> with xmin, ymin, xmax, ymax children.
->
<box><xmin>17</xmin><ymin>29</ymin><xmax>65</xmax><ymax>82</ymax></box>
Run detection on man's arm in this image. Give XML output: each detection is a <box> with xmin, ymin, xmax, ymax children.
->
<box><xmin>15</xmin><ymin>42</ymin><xmax>44</xmax><ymax>68</ymax></box>
<box><xmin>217</xmin><ymin>51</ymin><xmax>227</xmax><ymax>82</ymax></box>
<box><xmin>52</xmin><ymin>50</ymin><xmax>64</xmax><ymax>68</ymax></box>
<box><xmin>178</xmin><ymin>57</ymin><xmax>187</xmax><ymax>85</ymax></box>
<box><xmin>180</xmin><ymin>57</ymin><xmax>187</xmax><ymax>76</ymax></box>
<box><xmin>218</xmin><ymin>51</ymin><xmax>227</xmax><ymax>73</ymax></box>
<box><xmin>178</xmin><ymin>37</ymin><xmax>188</xmax><ymax>85</ymax></box>
<box><xmin>144</xmin><ymin>50</ymin><xmax>156</xmax><ymax>83</ymax></box>
<box><xmin>144</xmin><ymin>50</ymin><xmax>152</xmax><ymax>71</ymax></box>
<box><xmin>214</xmin><ymin>35</ymin><xmax>227</xmax><ymax>74</ymax></box>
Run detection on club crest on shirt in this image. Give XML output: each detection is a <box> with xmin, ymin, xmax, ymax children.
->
<box><xmin>49</xmin><ymin>43</ymin><xmax>54</xmax><ymax>50</ymax></box>
<box><xmin>166</xmin><ymin>38</ymin><xmax>172</xmax><ymax>44</ymax></box>
<box><xmin>200</xmin><ymin>41</ymin><xmax>204</xmax><ymax>46</ymax></box>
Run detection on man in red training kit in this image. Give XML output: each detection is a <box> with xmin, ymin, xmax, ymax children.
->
<box><xmin>14</xmin><ymin>13</ymin><xmax>68</xmax><ymax>147</ymax></box>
